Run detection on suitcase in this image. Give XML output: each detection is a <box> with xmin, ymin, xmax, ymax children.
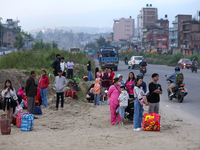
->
<box><xmin>143</xmin><ymin>113</ymin><xmax>161</xmax><ymax>131</ymax></box>
<box><xmin>21</xmin><ymin>114</ymin><xmax>34</xmax><ymax>131</ymax></box>
<box><xmin>34</xmin><ymin>106</ymin><xmax>42</xmax><ymax>114</ymax></box>
<box><xmin>65</xmin><ymin>90</ymin><xmax>77</xmax><ymax>99</ymax></box>
<box><xmin>16</xmin><ymin>112</ymin><xmax>29</xmax><ymax>128</ymax></box>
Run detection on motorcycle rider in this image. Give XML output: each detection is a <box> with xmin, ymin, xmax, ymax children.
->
<box><xmin>124</xmin><ymin>56</ymin><xmax>128</xmax><ymax>64</ymax></box>
<box><xmin>167</xmin><ymin>66</ymin><xmax>180</xmax><ymax>97</ymax></box>
<box><xmin>139</xmin><ymin>59</ymin><xmax>147</xmax><ymax>72</ymax></box>
<box><xmin>192</xmin><ymin>58</ymin><xmax>198</xmax><ymax>68</ymax></box>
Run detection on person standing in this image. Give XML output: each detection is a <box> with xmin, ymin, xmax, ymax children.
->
<box><xmin>108</xmin><ymin>68</ymin><xmax>115</xmax><ymax>84</ymax></box>
<box><xmin>67</xmin><ymin>58</ymin><xmax>74</xmax><ymax>79</ymax></box>
<box><xmin>1</xmin><ymin>80</ymin><xmax>19</xmax><ymax>125</ymax></box>
<box><xmin>60</xmin><ymin>57</ymin><xmax>67</xmax><ymax>77</ymax></box>
<box><xmin>125</xmin><ymin>72</ymin><xmax>135</xmax><ymax>98</ymax></box>
<box><xmin>52</xmin><ymin>54</ymin><xmax>61</xmax><ymax>76</ymax></box>
<box><xmin>134</xmin><ymin>77</ymin><xmax>148</xmax><ymax>131</ymax></box>
<box><xmin>87</xmin><ymin>61</ymin><xmax>92</xmax><ymax>81</ymax></box>
<box><xmin>95</xmin><ymin>67</ymin><xmax>101</xmax><ymax>78</ymax></box>
<box><xmin>54</xmin><ymin>70</ymin><xmax>67</xmax><ymax>110</ymax></box>
<box><xmin>148</xmin><ymin>73</ymin><xmax>162</xmax><ymax>114</ymax></box>
<box><xmin>107</xmin><ymin>78</ymin><xmax>121</xmax><ymax>125</ymax></box>
<box><xmin>94</xmin><ymin>78</ymin><xmax>101</xmax><ymax>105</ymax></box>
<box><xmin>100</xmin><ymin>68</ymin><xmax>111</xmax><ymax>104</ymax></box>
<box><xmin>25</xmin><ymin>71</ymin><xmax>37</xmax><ymax>118</ymax></box>
<box><xmin>38</xmin><ymin>70</ymin><xmax>49</xmax><ymax>107</ymax></box>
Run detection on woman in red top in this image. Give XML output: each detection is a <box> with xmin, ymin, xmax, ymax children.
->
<box><xmin>109</xmin><ymin>68</ymin><xmax>115</xmax><ymax>84</ymax></box>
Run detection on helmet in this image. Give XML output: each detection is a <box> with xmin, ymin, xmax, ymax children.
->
<box><xmin>175</xmin><ymin>66</ymin><xmax>180</xmax><ymax>72</ymax></box>
<box><xmin>137</xmin><ymin>73</ymin><xmax>143</xmax><ymax>79</ymax></box>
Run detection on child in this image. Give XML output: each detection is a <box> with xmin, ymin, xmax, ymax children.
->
<box><xmin>94</xmin><ymin>78</ymin><xmax>101</xmax><ymax>105</ymax></box>
<box><xmin>60</xmin><ymin>57</ymin><xmax>67</xmax><ymax>77</ymax></box>
<box><xmin>54</xmin><ymin>70</ymin><xmax>67</xmax><ymax>110</ymax></box>
<box><xmin>116</xmin><ymin>86</ymin><xmax>129</xmax><ymax>126</ymax></box>
<box><xmin>134</xmin><ymin>77</ymin><xmax>148</xmax><ymax>131</ymax></box>
<box><xmin>117</xmin><ymin>74</ymin><xmax>125</xmax><ymax>86</ymax></box>
<box><xmin>17</xmin><ymin>87</ymin><xmax>25</xmax><ymax>99</ymax></box>
<box><xmin>148</xmin><ymin>73</ymin><xmax>162</xmax><ymax>114</ymax></box>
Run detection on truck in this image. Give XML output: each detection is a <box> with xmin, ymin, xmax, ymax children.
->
<box><xmin>85</xmin><ymin>48</ymin><xmax>94</xmax><ymax>59</ymax></box>
<box><xmin>98</xmin><ymin>47</ymin><xmax>119</xmax><ymax>71</ymax></box>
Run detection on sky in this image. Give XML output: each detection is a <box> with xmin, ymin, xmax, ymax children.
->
<box><xmin>0</xmin><ymin>0</ymin><xmax>200</xmax><ymax>31</ymax></box>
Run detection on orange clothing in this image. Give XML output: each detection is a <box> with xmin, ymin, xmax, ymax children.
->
<box><xmin>94</xmin><ymin>78</ymin><xmax>101</xmax><ymax>94</ymax></box>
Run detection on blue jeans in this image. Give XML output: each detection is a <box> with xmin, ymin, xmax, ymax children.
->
<box><xmin>40</xmin><ymin>88</ymin><xmax>48</xmax><ymax>107</ymax></box>
<box><xmin>134</xmin><ymin>97</ymin><xmax>143</xmax><ymax>129</ymax></box>
<box><xmin>94</xmin><ymin>94</ymin><xmax>100</xmax><ymax>105</ymax></box>
<box><xmin>88</xmin><ymin>71</ymin><xmax>92</xmax><ymax>81</ymax></box>
<box><xmin>116</xmin><ymin>106</ymin><xmax>126</xmax><ymax>119</ymax></box>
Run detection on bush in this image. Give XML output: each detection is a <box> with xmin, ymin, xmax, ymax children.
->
<box><xmin>0</xmin><ymin>49</ymin><xmax>95</xmax><ymax>78</ymax></box>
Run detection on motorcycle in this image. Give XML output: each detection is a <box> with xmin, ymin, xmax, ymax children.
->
<box><xmin>140</xmin><ymin>66</ymin><xmax>147</xmax><ymax>76</ymax></box>
<box><xmin>125</xmin><ymin>98</ymin><xmax>134</xmax><ymax>121</ymax></box>
<box><xmin>165</xmin><ymin>75</ymin><xmax>188</xmax><ymax>103</ymax></box>
<box><xmin>191</xmin><ymin>63</ymin><xmax>198</xmax><ymax>73</ymax></box>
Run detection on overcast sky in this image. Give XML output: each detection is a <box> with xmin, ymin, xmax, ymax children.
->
<box><xmin>0</xmin><ymin>0</ymin><xmax>200</xmax><ymax>31</ymax></box>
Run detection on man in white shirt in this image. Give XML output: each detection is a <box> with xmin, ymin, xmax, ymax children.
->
<box><xmin>67</xmin><ymin>58</ymin><xmax>74</xmax><ymax>79</ymax></box>
<box><xmin>60</xmin><ymin>57</ymin><xmax>67</xmax><ymax>77</ymax></box>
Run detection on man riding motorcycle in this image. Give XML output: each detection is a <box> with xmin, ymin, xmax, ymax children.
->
<box><xmin>124</xmin><ymin>57</ymin><xmax>128</xmax><ymax>65</ymax></box>
<box><xmin>139</xmin><ymin>59</ymin><xmax>147</xmax><ymax>72</ymax></box>
<box><xmin>167</xmin><ymin>66</ymin><xmax>181</xmax><ymax>97</ymax></box>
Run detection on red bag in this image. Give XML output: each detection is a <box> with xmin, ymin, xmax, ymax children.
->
<box><xmin>65</xmin><ymin>90</ymin><xmax>77</xmax><ymax>99</ymax></box>
<box><xmin>12</xmin><ymin>115</ymin><xmax>16</xmax><ymax>125</ymax></box>
<box><xmin>143</xmin><ymin>113</ymin><xmax>161</xmax><ymax>131</ymax></box>
<box><xmin>16</xmin><ymin>112</ymin><xmax>29</xmax><ymax>128</ymax></box>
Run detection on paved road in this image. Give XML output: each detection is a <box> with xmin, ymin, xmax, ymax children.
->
<box><xmin>95</xmin><ymin>60</ymin><xmax>200</xmax><ymax>121</ymax></box>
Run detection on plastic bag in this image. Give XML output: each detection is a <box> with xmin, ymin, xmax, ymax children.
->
<box><xmin>143</xmin><ymin>113</ymin><xmax>161</xmax><ymax>131</ymax></box>
<box><xmin>14</xmin><ymin>105</ymin><xmax>23</xmax><ymax>115</ymax></box>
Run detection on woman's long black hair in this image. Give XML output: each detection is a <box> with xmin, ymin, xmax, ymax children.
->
<box><xmin>95</xmin><ymin>67</ymin><xmax>99</xmax><ymax>78</ymax></box>
<box><xmin>128</xmin><ymin>72</ymin><xmax>135</xmax><ymax>81</ymax></box>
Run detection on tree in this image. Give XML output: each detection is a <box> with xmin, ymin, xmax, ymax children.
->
<box><xmin>52</xmin><ymin>41</ymin><xmax>58</xmax><ymax>49</ymax></box>
<box><xmin>96</xmin><ymin>36</ymin><xmax>111</xmax><ymax>48</ymax></box>
<box><xmin>14</xmin><ymin>32</ymin><xmax>25</xmax><ymax>50</ymax></box>
<box><xmin>84</xmin><ymin>42</ymin><xmax>97</xmax><ymax>50</ymax></box>
<box><xmin>23</xmin><ymin>31</ymin><xmax>34</xmax><ymax>50</ymax></box>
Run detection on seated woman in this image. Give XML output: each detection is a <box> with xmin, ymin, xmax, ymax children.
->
<box><xmin>1</xmin><ymin>80</ymin><xmax>19</xmax><ymax>125</ymax></box>
<box><xmin>86</xmin><ymin>84</ymin><xmax>95</xmax><ymax>103</ymax></box>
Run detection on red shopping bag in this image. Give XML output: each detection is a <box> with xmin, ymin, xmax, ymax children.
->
<box><xmin>143</xmin><ymin>113</ymin><xmax>161</xmax><ymax>131</ymax></box>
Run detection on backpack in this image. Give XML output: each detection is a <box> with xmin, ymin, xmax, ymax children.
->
<box><xmin>176</xmin><ymin>72</ymin><xmax>184</xmax><ymax>84</ymax></box>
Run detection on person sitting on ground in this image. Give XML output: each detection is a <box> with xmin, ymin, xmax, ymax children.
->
<box><xmin>17</xmin><ymin>87</ymin><xmax>25</xmax><ymax>99</ymax></box>
<box><xmin>1</xmin><ymin>80</ymin><xmax>19</xmax><ymax>125</ymax></box>
<box><xmin>54</xmin><ymin>70</ymin><xmax>67</xmax><ymax>110</ymax></box>
<box><xmin>35</xmin><ymin>86</ymin><xmax>42</xmax><ymax>106</ymax></box>
<box><xmin>94</xmin><ymin>78</ymin><xmax>101</xmax><ymax>105</ymax></box>
<box><xmin>86</xmin><ymin>84</ymin><xmax>95</xmax><ymax>103</ymax></box>
<box><xmin>116</xmin><ymin>86</ymin><xmax>129</xmax><ymax>126</ymax></box>
<box><xmin>148</xmin><ymin>73</ymin><xmax>162</xmax><ymax>114</ymax></box>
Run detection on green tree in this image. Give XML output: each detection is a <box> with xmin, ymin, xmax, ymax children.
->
<box><xmin>52</xmin><ymin>41</ymin><xmax>58</xmax><ymax>49</ymax></box>
<box><xmin>84</xmin><ymin>42</ymin><xmax>97</xmax><ymax>50</ymax></box>
<box><xmin>14</xmin><ymin>32</ymin><xmax>25</xmax><ymax>50</ymax></box>
<box><xmin>96</xmin><ymin>36</ymin><xmax>111</xmax><ymax>48</ymax></box>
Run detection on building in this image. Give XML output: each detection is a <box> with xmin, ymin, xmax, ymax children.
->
<box><xmin>137</xmin><ymin>5</ymin><xmax>158</xmax><ymax>42</ymax></box>
<box><xmin>180</xmin><ymin>20</ymin><xmax>200</xmax><ymax>56</ymax></box>
<box><xmin>113</xmin><ymin>17</ymin><xmax>135</xmax><ymax>41</ymax></box>
<box><xmin>169</xmin><ymin>15</ymin><xmax>192</xmax><ymax>54</ymax></box>
<box><xmin>2</xmin><ymin>19</ymin><xmax>20</xmax><ymax>48</ymax></box>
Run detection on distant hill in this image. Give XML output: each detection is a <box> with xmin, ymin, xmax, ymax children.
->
<box><xmin>28</xmin><ymin>26</ymin><xmax>113</xmax><ymax>34</ymax></box>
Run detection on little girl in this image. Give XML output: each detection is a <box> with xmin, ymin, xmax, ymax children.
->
<box><xmin>134</xmin><ymin>77</ymin><xmax>148</xmax><ymax>131</ymax></box>
<box><xmin>94</xmin><ymin>78</ymin><xmax>101</xmax><ymax>105</ymax></box>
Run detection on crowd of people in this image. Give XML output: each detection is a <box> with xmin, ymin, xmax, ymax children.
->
<box><xmin>89</xmin><ymin>67</ymin><xmax>163</xmax><ymax>131</ymax></box>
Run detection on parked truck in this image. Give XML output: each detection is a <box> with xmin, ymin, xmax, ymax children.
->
<box><xmin>98</xmin><ymin>47</ymin><xmax>119</xmax><ymax>71</ymax></box>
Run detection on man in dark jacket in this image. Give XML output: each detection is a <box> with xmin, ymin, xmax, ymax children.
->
<box><xmin>25</xmin><ymin>71</ymin><xmax>37</xmax><ymax>117</ymax></box>
<box><xmin>52</xmin><ymin>54</ymin><xmax>61</xmax><ymax>76</ymax></box>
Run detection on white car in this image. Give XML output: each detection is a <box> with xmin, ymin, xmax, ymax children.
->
<box><xmin>128</xmin><ymin>56</ymin><xmax>144</xmax><ymax>69</ymax></box>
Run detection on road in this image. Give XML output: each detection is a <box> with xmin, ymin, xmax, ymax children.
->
<box><xmin>95</xmin><ymin>60</ymin><xmax>200</xmax><ymax>123</ymax></box>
